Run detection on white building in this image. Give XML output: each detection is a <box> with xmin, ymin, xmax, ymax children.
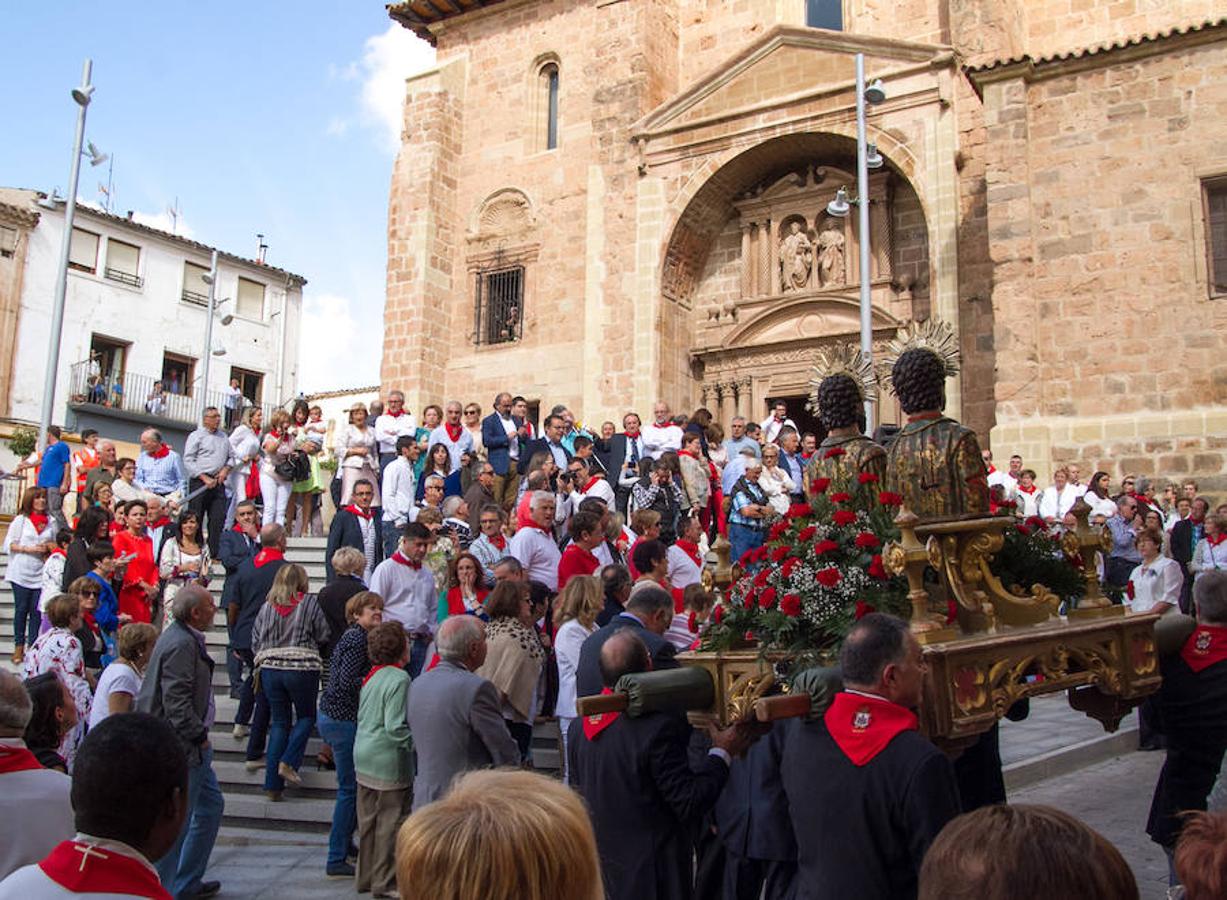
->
<box><xmin>0</xmin><ymin>187</ymin><xmax>305</xmax><ymax>445</ymax></box>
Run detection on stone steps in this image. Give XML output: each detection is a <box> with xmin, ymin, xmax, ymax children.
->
<box><xmin>0</xmin><ymin>543</ymin><xmax>563</xmax><ymax>834</ymax></box>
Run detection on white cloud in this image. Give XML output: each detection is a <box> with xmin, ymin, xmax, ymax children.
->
<box><xmin>325</xmin><ymin>117</ymin><xmax>350</xmax><ymax>138</ymax></box>
<box><xmin>355</xmin><ymin>24</ymin><xmax>437</xmax><ymax>151</ymax></box>
<box><xmin>131</xmin><ymin>208</ymin><xmax>193</xmax><ymax>238</ymax></box>
<box><xmin>297</xmin><ymin>292</ymin><xmax>380</xmax><ymax>392</ymax></box>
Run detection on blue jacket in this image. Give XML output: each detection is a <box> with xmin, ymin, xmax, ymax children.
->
<box><xmin>85</xmin><ymin>571</ymin><xmax>120</xmax><ymax>634</ymax></box>
<box><xmin>218</xmin><ymin>528</ymin><xmax>258</xmax><ymax>610</ymax></box>
<box><xmin>481</xmin><ymin>412</ymin><xmax>525</xmax><ymax>477</ymax></box>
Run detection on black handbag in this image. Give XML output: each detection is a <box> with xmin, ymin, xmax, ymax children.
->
<box><xmin>275</xmin><ymin>450</ymin><xmax>310</xmax><ymax>482</ymax></box>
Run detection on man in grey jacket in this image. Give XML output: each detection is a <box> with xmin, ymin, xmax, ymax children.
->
<box><xmin>137</xmin><ymin>584</ymin><xmax>224</xmax><ymax>899</ymax></box>
<box><xmin>406</xmin><ymin>615</ymin><xmax>519</xmax><ymax>810</ymax></box>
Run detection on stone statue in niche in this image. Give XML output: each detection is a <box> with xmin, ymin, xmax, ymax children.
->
<box><xmin>778</xmin><ymin>221</ymin><xmax>813</xmax><ymax>292</ymax></box>
<box><xmin>817</xmin><ymin>217</ymin><xmax>845</xmax><ymax>287</ymax></box>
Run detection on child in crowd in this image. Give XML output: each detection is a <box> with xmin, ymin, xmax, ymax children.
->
<box><xmin>39</xmin><ymin>529</ymin><xmax>74</xmax><ymax>631</ymax></box>
<box><xmin>665</xmin><ymin>583</ymin><xmax>716</xmax><ymax>651</ymax></box>
<box><xmin>354</xmin><ymin>621</ymin><xmax>414</xmax><ymax>899</ymax></box>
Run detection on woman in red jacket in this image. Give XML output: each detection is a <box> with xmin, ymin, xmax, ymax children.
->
<box><xmin>111</xmin><ymin>499</ymin><xmax>158</xmax><ymax>623</ymax></box>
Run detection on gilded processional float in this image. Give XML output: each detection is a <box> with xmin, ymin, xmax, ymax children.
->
<box><xmin>583</xmin><ymin>320</ymin><xmax>1161</xmax><ymax>751</ymax></box>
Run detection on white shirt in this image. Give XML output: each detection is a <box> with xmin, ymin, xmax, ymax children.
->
<box><xmin>759</xmin><ymin>415</ymin><xmax>797</xmax><ymax>444</ymax></box>
<box><xmin>667</xmin><ymin>544</ymin><xmax>703</xmax><ymax>591</ymax></box>
<box><xmin>498</xmin><ymin>413</ymin><xmax>520</xmax><ymax>460</ymax></box>
<box><xmin>1127</xmin><ymin>556</ymin><xmax>1181</xmax><ymax>613</ymax></box>
<box><xmin>0</xmin><ymin>739</ymin><xmax>73</xmax><ymax>881</ymax></box>
<box><xmin>88</xmin><ymin>663</ymin><xmax>143</xmax><ymax>730</ymax></box>
<box><xmin>1038</xmin><ymin>484</ymin><xmax>1080</xmax><ymax>521</ymax></box>
<box><xmin>986</xmin><ymin>468</ymin><xmax>1015</xmax><ymax>501</ymax></box>
<box><xmin>369</xmin><ymin>556</ymin><xmax>437</xmax><ymax>635</ymax></box>
<box><xmin>1082</xmin><ymin>493</ymin><xmax>1118</xmax><ymax>520</ymax></box>
<box><xmin>641</xmin><ymin>422</ymin><xmax>683</xmax><ymax>460</ymax></box>
<box><xmin>664</xmin><ymin>613</ymin><xmax>697</xmax><ymax>652</ymax></box>
<box><xmin>428</xmin><ymin>424</ymin><xmax>475</xmax><ymax>470</ymax></box>
<box><xmin>553</xmin><ymin>618</ymin><xmax>596</xmax><ymax>719</ymax></box>
<box><xmin>1191</xmin><ymin>538</ymin><xmax>1227</xmax><ymax>577</ymax></box>
<box><xmin>373</xmin><ymin>411</ymin><xmax>417</xmax><ymax>455</ymax></box>
<box><xmin>509</xmin><ymin>526</ymin><xmax>562</xmax><ymax>591</ymax></box>
<box><xmin>1015</xmin><ymin>486</ymin><xmax>1040</xmax><ymax>518</ymax></box>
<box><xmin>381</xmin><ymin>457</ymin><xmax>417</xmax><ymax>526</ymax></box>
<box><xmin>572</xmin><ymin>477</ymin><xmax>615</xmax><ymax>507</ymax></box>
<box><xmin>3</xmin><ymin>515</ymin><xmax>56</xmax><ymax>589</ymax></box>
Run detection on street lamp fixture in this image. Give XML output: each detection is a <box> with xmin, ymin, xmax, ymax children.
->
<box><xmin>866</xmin><ymin>142</ymin><xmax>884</xmax><ymax>170</ymax></box>
<box><xmin>85</xmin><ymin>142</ymin><xmax>108</xmax><ymax>167</ymax></box>
<box><xmin>864</xmin><ymin>78</ymin><xmax>886</xmax><ymax>105</ymax></box>
<box><xmin>826</xmin><ymin>187</ymin><xmax>851</xmax><ymax>218</ymax></box>
<box><xmin>71</xmin><ymin>84</ymin><xmax>94</xmax><ymax>107</ymax></box>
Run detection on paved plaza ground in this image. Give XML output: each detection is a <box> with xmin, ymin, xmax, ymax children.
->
<box><xmin>200</xmin><ymin>695</ymin><xmax>1179</xmax><ymax>899</ymax></box>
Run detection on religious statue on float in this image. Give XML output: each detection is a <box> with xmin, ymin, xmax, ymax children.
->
<box><xmin>882</xmin><ymin>319</ymin><xmax>990</xmax><ymax>521</ymax></box>
<box><xmin>804</xmin><ymin>343</ymin><xmax>886</xmax><ymax>492</ymax></box>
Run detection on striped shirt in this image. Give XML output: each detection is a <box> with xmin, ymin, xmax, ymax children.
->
<box><xmin>251</xmin><ymin>593</ymin><xmax>331</xmax><ymax>670</ymax></box>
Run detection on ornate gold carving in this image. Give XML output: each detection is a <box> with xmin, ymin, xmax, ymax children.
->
<box><xmin>1066</xmin><ymin>495</ymin><xmax>1125</xmax><ymax>619</ymax></box>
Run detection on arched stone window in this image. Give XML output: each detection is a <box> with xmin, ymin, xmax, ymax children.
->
<box><xmin>532</xmin><ymin>57</ymin><xmax>560</xmax><ymax>152</ymax></box>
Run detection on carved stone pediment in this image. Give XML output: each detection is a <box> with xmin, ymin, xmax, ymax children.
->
<box><xmin>467</xmin><ymin>188</ymin><xmax>535</xmax><ymax>244</ymax></box>
<box><xmin>631</xmin><ymin>26</ymin><xmax>950</xmax><ymax>140</ymax></box>
<box><xmin>719</xmin><ymin>294</ymin><xmax>901</xmax><ymax>350</ymax></box>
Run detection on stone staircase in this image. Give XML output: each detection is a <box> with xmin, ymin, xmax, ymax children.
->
<box><xmin>0</xmin><ymin>539</ymin><xmax>561</xmax><ymax>833</ymax></box>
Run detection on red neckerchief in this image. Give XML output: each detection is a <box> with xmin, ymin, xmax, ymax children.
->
<box><xmin>345</xmin><ymin>504</ymin><xmax>373</xmax><ymax>520</ymax></box>
<box><xmin>906</xmin><ymin>412</ymin><xmax>942</xmax><ymax>423</ymax></box>
<box><xmin>687</xmin><ymin>611</ymin><xmax>699</xmax><ymax>633</ymax></box>
<box><xmin>268</xmin><ymin>430</ymin><xmax>283</xmax><ymax>441</ymax></box>
<box><xmin>232</xmin><ymin>523</ymin><xmax>247</xmax><ymax>533</ymax></box>
<box><xmin>148</xmin><ymin>516</ymin><xmax>170</xmax><ymax>530</ymax></box>
<box><xmin>49</xmin><ymin>547</ymin><xmax>66</xmax><ymax>558</ymax></box>
<box><xmin>624</xmin><ymin>429</ymin><xmax>640</xmax><ymax>440</ymax></box>
<box><xmin>150</xmin><ymin>443</ymin><xmax>171</xmax><ymax>460</ymax></box>
<box><xmin>363</xmin><ymin>664</ymin><xmax>398</xmax><ymax>687</ymax></box>
<box><xmin>1207</xmin><ymin>533</ymin><xmax>1227</xmax><ymax>547</ymax></box>
<box><xmin>678</xmin><ymin>449</ymin><xmax>699</xmax><ymax>459</ymax></box>
<box><xmin>582</xmin><ymin>688</ymin><xmax>621</xmax><ymax>740</ymax></box>
<box><xmin>386</xmin><ymin>409</ymin><xmax>403</xmax><ymax>418</ymax></box>
<box><xmin>444</xmin><ymin>422</ymin><xmax>463</xmax><ymax>442</ymax></box>
<box><xmin>582</xmin><ymin>474</ymin><xmax>604</xmax><ymax>493</ymax></box>
<box><xmin>254</xmin><ymin>548</ymin><xmax>284</xmax><ymax>568</ymax></box>
<box><xmin>986</xmin><ymin>464</ymin><xmax>997</xmax><ymax>474</ymax></box>
<box><xmin>272</xmin><ymin>591</ymin><xmax>304</xmax><ymax>618</ymax></box>
<box><xmin>28</xmin><ymin>512</ymin><xmax>49</xmax><ymax>533</ymax></box>
<box><xmin>1181</xmin><ymin>624</ymin><xmax>1227</xmax><ymax>673</ymax></box>
<box><xmin>39</xmin><ymin>839</ymin><xmax>171</xmax><ymax>899</ymax></box>
<box><xmin>109</xmin><ymin>521</ymin><xmax>124</xmax><ymax>534</ymax></box>
<box><xmin>520</xmin><ymin>519</ymin><xmax>552</xmax><ymax>534</ymax></box>
<box><xmin>392</xmin><ymin>551</ymin><xmax>422</xmax><ymax>570</ymax></box>
<box><xmin>824</xmin><ymin>692</ymin><xmax>918</xmax><ymax>766</ymax></box>
<box><xmin>487</xmin><ymin>533</ymin><xmax>507</xmax><ymax>551</ymax></box>
<box><xmin>1017</xmin><ymin>484</ymin><xmax>1037</xmax><ymax>495</ymax></box>
<box><xmin>675</xmin><ymin>539</ymin><xmax>702</xmax><ymax>568</ymax></box>
<box><xmin>0</xmin><ymin>743</ymin><xmax>44</xmax><ymax>774</ymax></box>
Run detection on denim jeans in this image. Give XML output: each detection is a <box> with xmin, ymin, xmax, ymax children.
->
<box><xmin>262</xmin><ymin>668</ymin><xmax>319</xmax><ymax>791</ymax></box>
<box><xmin>408</xmin><ymin>636</ymin><xmax>431</xmax><ymax>679</ymax></box>
<box><xmin>317</xmin><ymin>712</ymin><xmax>358</xmax><ymax>867</ymax></box>
<box><xmin>156</xmin><ymin>746</ymin><xmax>224</xmax><ymax>899</ymax></box>
<box><xmin>382</xmin><ymin>523</ymin><xmax>402</xmax><ymax>562</ymax></box>
<box><xmin>728</xmin><ymin>522</ymin><xmax>765</xmax><ymax>571</ymax></box>
<box><xmin>10</xmin><ymin>583</ymin><xmax>41</xmax><ymax>648</ymax></box>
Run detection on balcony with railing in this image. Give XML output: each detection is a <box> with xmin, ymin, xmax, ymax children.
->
<box><xmin>68</xmin><ymin>359</ymin><xmax>279</xmax><ymax>429</ymax></box>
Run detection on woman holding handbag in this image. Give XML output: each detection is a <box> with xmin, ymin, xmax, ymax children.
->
<box><xmin>260</xmin><ymin>409</ymin><xmax>297</xmax><ymax>526</ymax></box>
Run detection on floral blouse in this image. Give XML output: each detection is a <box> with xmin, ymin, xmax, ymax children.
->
<box><xmin>24</xmin><ymin>627</ymin><xmax>93</xmax><ymax>724</ymax></box>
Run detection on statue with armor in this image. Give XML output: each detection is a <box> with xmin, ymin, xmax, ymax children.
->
<box><xmin>882</xmin><ymin>320</ymin><xmax>989</xmax><ymax>521</ymax></box>
<box><xmin>804</xmin><ymin>344</ymin><xmax>886</xmax><ymax>492</ymax></box>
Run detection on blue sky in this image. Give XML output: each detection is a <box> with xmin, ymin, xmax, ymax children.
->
<box><xmin>0</xmin><ymin>2</ymin><xmax>436</xmax><ymax>392</ymax></box>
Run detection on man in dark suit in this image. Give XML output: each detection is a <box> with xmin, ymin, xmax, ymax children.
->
<box><xmin>137</xmin><ymin>584</ymin><xmax>224</xmax><ymax>900</ymax></box>
<box><xmin>218</xmin><ymin>499</ymin><xmax>259</xmax><ymax>702</ymax></box>
<box><xmin>225</xmin><ymin>524</ymin><xmax>286</xmax><ymax>751</ymax></box>
<box><xmin>1147</xmin><ymin>571</ymin><xmax>1227</xmax><ymax>865</ymax></box>
<box><xmin>405</xmin><ymin>615</ymin><xmax>519</xmax><ymax>810</ymax></box>
<box><xmin>1170</xmin><ymin>497</ymin><xmax>1209</xmax><ymax>613</ymax></box>
<box><xmin>576</xmin><ymin>582</ymin><xmax>678</xmax><ymax>698</ymax></box>
<box><xmin>325</xmin><ymin>477</ymin><xmax>383</xmax><ymax>582</ymax></box>
<box><xmin>480</xmin><ymin>391</ymin><xmax>527</xmax><ymax>511</ymax></box>
<box><xmin>521</xmin><ymin>414</ymin><xmax>572</xmax><ymax>489</ymax></box>
<box><xmin>782</xmin><ymin>613</ymin><xmax>960</xmax><ymax>900</ymax></box>
<box><xmin>568</xmin><ymin>629</ymin><xmax>749</xmax><ymax>900</ymax></box>
<box><xmin>595</xmin><ymin>413</ymin><xmax>647</xmax><ymax>516</ymax></box>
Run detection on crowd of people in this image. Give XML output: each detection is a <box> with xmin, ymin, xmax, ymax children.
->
<box><xmin>1</xmin><ymin>390</ymin><xmax>1225</xmax><ymax>899</ymax></box>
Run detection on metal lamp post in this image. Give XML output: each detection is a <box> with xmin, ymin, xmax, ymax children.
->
<box><xmin>38</xmin><ymin>59</ymin><xmax>95</xmax><ymax>450</ymax></box>
<box><xmin>198</xmin><ymin>250</ymin><xmax>219</xmax><ymax>419</ymax></box>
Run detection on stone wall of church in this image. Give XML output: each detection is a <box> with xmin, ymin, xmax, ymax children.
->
<box><xmin>1021</xmin><ymin>0</ymin><xmax>1221</xmax><ymax>60</ymax></box>
<box><xmin>981</xmin><ymin>31</ymin><xmax>1227</xmax><ymax>495</ymax></box>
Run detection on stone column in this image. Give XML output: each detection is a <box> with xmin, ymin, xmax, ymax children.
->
<box><xmin>740</xmin><ymin>223</ymin><xmax>754</xmax><ymax>299</ymax></box>
<box><xmin>717</xmin><ymin>381</ymin><xmax>734</xmax><ymax>428</ymax></box>
<box><xmin>759</xmin><ymin>218</ymin><xmax>773</xmax><ymax>297</ymax></box>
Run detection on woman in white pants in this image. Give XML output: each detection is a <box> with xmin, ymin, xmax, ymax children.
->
<box><xmin>226</xmin><ymin>407</ymin><xmax>263</xmax><ymax>528</ymax></box>
<box><xmin>259</xmin><ymin>409</ymin><xmax>295</xmax><ymax>526</ymax></box>
<box><xmin>552</xmin><ymin>575</ymin><xmax>603</xmax><ymax>784</ymax></box>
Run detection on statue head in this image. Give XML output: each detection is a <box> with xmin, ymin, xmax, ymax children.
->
<box><xmin>890</xmin><ymin>348</ymin><xmax>947</xmax><ymax>414</ymax></box>
<box><xmin>789</xmin><ymin>221</ymin><xmax>801</xmax><ymax>235</ymax></box>
<box><xmin>816</xmin><ymin>373</ymin><xmax>862</xmax><ymax>430</ymax></box>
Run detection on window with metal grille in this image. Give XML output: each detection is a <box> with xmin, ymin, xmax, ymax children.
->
<box><xmin>104</xmin><ymin>238</ymin><xmax>142</xmax><ymax>287</ymax></box>
<box><xmin>1206</xmin><ymin>177</ymin><xmax>1227</xmax><ymax>297</ymax></box>
<box><xmin>474</xmin><ymin>266</ymin><xmax>524</xmax><ymax>345</ymax></box>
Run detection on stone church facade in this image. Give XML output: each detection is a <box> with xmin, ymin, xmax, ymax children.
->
<box><xmin>382</xmin><ymin>0</ymin><xmax>1227</xmax><ymax>490</ymax></box>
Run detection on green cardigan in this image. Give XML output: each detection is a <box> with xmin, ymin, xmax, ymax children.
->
<box><xmin>354</xmin><ymin>666</ymin><xmax>414</xmax><ymax>790</ymax></box>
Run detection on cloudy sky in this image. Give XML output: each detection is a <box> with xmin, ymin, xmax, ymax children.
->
<box><xmin>0</xmin><ymin>2</ymin><xmax>436</xmax><ymax>392</ymax></box>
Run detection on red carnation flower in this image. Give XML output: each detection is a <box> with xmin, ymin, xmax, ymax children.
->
<box><xmin>824</xmin><ymin>447</ymin><xmax>847</xmax><ymax>459</ymax></box>
<box><xmin>754</xmin><ymin>546</ymin><xmax>769</xmax><ymax>562</ymax></box>
<box><xmin>787</xmin><ymin>502</ymin><xmax>812</xmax><ymax>519</ymax></box>
<box><xmin>811</xmin><ymin>477</ymin><xmax>831</xmax><ymax>494</ymax></box>
<box><xmin>857</xmin><ymin>472</ymin><xmax>880</xmax><ymax>484</ymax></box>
<box><xmin>867</xmin><ymin>554</ymin><xmax>888</xmax><ymax>579</ymax></box>
<box><xmin>768</xmin><ymin>521</ymin><xmax>789</xmax><ymax>541</ymax></box>
<box><xmin>737</xmin><ymin>550</ymin><xmax>755</xmax><ymax>568</ymax></box>
<box><xmin>712</xmin><ymin>604</ymin><xmax>725</xmax><ymax>624</ymax></box>
<box><xmin>687</xmin><ymin>611</ymin><xmax>699</xmax><ymax>633</ymax></box>
<box><xmin>780</xmin><ymin>557</ymin><xmax>799</xmax><ymax>578</ymax></box>
<box><xmin>771</xmin><ymin>545</ymin><xmax>790</xmax><ymax>563</ymax></box>
<box><xmin>855</xmin><ymin>532</ymin><xmax>880</xmax><ymax>549</ymax></box>
<box><xmin>855</xmin><ymin>599</ymin><xmax>875</xmax><ymax>620</ymax></box>
<box><xmin>754</xmin><ymin>568</ymin><xmax>770</xmax><ymax>587</ymax></box>
<box><xmin>833</xmin><ymin>510</ymin><xmax>857</xmax><ymax>527</ymax></box>
<box><xmin>798</xmin><ymin>525</ymin><xmax>817</xmax><ymax>542</ymax></box>
<box><xmin>877</xmin><ymin>491</ymin><xmax>903</xmax><ymax>506</ymax></box>
<box><xmin>1015</xmin><ymin>525</ymin><xmax>1031</xmax><ymax>536</ymax></box>
<box><xmin>743</xmin><ymin>590</ymin><xmax>756</xmax><ymax>609</ymax></box>
<box><xmin>1025</xmin><ymin>516</ymin><xmax>1046</xmax><ymax>530</ymax></box>
<box><xmin>816</xmin><ymin>567</ymin><xmax>842</xmax><ymax>588</ymax></box>
<box><xmin>830</xmin><ymin>492</ymin><xmax>852</xmax><ymax>504</ymax></box>
<box><xmin>758</xmin><ymin>587</ymin><xmax>777</xmax><ymax>609</ymax></box>
<box><xmin>814</xmin><ymin>539</ymin><xmax>839</xmax><ymax>555</ymax></box>
<box><xmin>781</xmin><ymin>593</ymin><xmax>802</xmax><ymax>617</ymax></box>
<box><xmin>744</xmin><ymin>630</ymin><xmax>755</xmax><ymax>642</ymax></box>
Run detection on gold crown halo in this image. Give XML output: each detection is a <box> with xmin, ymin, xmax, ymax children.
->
<box><xmin>806</xmin><ymin>343</ymin><xmax>879</xmax><ymax>414</ymax></box>
<box><xmin>878</xmin><ymin>318</ymin><xmax>961</xmax><ymax>396</ymax></box>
